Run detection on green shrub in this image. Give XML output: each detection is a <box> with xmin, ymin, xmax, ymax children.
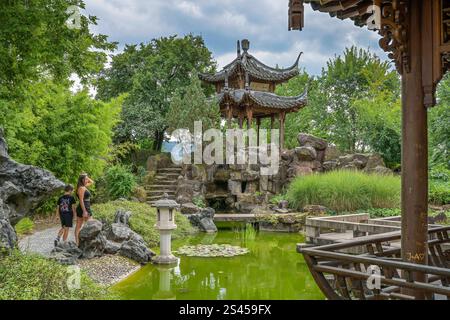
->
<box><xmin>0</xmin><ymin>250</ymin><xmax>111</xmax><ymax>300</ymax></box>
<box><xmin>286</xmin><ymin>171</ymin><xmax>401</xmax><ymax>212</ymax></box>
<box><xmin>429</xmin><ymin>180</ymin><xmax>450</xmax><ymax>205</ymax></box>
<box><xmin>364</xmin><ymin>208</ymin><xmax>401</xmax><ymax>218</ymax></box>
<box><xmin>14</xmin><ymin>218</ymin><xmax>34</xmax><ymax>236</ymax></box>
<box><xmin>192</xmin><ymin>196</ymin><xmax>206</xmax><ymax>208</ymax></box>
<box><xmin>104</xmin><ymin>165</ymin><xmax>137</xmax><ymax>200</ymax></box>
<box><xmin>92</xmin><ymin>201</ymin><xmax>196</xmax><ymax>247</ymax></box>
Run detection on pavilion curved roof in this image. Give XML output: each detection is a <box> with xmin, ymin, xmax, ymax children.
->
<box><xmin>216</xmin><ymin>89</ymin><xmax>307</xmax><ymax>111</ymax></box>
<box><xmin>304</xmin><ymin>0</ymin><xmax>373</xmax><ymax>27</ymax></box>
<box><xmin>199</xmin><ymin>51</ymin><xmax>302</xmax><ymax>84</ymax></box>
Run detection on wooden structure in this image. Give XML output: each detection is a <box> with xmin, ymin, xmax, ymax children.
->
<box><xmin>289</xmin><ymin>0</ymin><xmax>450</xmax><ymax>299</ymax></box>
<box><xmin>199</xmin><ymin>39</ymin><xmax>307</xmax><ymax>149</ymax></box>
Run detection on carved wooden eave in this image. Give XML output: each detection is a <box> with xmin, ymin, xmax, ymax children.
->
<box><xmin>291</xmin><ymin>0</ymin><xmax>450</xmax><ymax>108</ymax></box>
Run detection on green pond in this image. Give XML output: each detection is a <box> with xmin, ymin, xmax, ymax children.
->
<box><xmin>112</xmin><ymin>227</ymin><xmax>324</xmax><ymax>300</ymax></box>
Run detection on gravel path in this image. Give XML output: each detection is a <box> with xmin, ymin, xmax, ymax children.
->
<box><xmin>19</xmin><ymin>225</ymin><xmax>75</xmax><ymax>257</ymax></box>
<box><xmin>19</xmin><ymin>225</ymin><xmax>140</xmax><ymax>286</ymax></box>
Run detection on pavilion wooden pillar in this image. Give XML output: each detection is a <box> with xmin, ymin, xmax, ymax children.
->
<box><xmin>256</xmin><ymin>118</ymin><xmax>261</xmax><ymax>146</ymax></box>
<box><xmin>401</xmin><ymin>0</ymin><xmax>429</xmax><ymax>298</ymax></box>
<box><xmin>238</xmin><ymin>113</ymin><xmax>244</xmax><ymax>129</ymax></box>
<box><xmin>279</xmin><ymin>111</ymin><xmax>286</xmax><ymax>150</ymax></box>
<box><xmin>226</xmin><ymin>103</ymin><xmax>232</xmax><ymax>129</ymax></box>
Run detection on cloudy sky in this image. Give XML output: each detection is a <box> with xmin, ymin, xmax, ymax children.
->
<box><xmin>83</xmin><ymin>0</ymin><xmax>389</xmax><ymax>75</ymax></box>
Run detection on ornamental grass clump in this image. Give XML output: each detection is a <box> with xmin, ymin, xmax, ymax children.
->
<box><xmin>286</xmin><ymin>170</ymin><xmax>400</xmax><ymax>212</ymax></box>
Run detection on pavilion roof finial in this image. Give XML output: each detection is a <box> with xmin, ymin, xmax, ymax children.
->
<box><xmin>241</xmin><ymin>39</ymin><xmax>250</xmax><ymax>53</ymax></box>
<box><xmin>237</xmin><ymin>40</ymin><xmax>241</xmax><ymax>57</ymax></box>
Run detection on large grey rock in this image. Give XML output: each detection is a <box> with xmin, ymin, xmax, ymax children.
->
<box><xmin>0</xmin><ymin>129</ymin><xmax>64</xmax><ymax>250</ymax></box>
<box><xmin>104</xmin><ymin>240</ymin><xmax>121</xmax><ymax>254</ymax></box>
<box><xmin>295</xmin><ymin>146</ymin><xmax>317</xmax><ymax>161</ymax></box>
<box><xmin>297</xmin><ymin>133</ymin><xmax>328</xmax><ymax>151</ymax></box>
<box><xmin>188</xmin><ymin>207</ymin><xmax>218</xmax><ymax>233</ymax></box>
<box><xmin>119</xmin><ymin>237</ymin><xmax>155</xmax><ymax>265</ymax></box>
<box><xmin>78</xmin><ymin>220</ymin><xmax>105</xmax><ymax>259</ymax></box>
<box><xmin>49</xmin><ymin>241</ymin><xmax>82</xmax><ymax>265</ymax></box>
<box><xmin>108</xmin><ymin>223</ymin><xmax>132</xmax><ymax>242</ymax></box>
<box><xmin>114</xmin><ymin>209</ymin><xmax>131</xmax><ymax>225</ymax></box>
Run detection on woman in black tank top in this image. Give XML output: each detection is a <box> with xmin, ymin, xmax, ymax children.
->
<box><xmin>74</xmin><ymin>173</ymin><xmax>94</xmax><ymax>246</ymax></box>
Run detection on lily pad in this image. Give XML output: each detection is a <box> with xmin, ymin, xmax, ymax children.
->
<box><xmin>176</xmin><ymin>244</ymin><xmax>249</xmax><ymax>258</ymax></box>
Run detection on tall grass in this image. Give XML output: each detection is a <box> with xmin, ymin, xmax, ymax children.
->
<box><xmin>286</xmin><ymin>170</ymin><xmax>400</xmax><ymax>212</ymax></box>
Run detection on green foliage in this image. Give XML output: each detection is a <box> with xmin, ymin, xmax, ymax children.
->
<box><xmin>430</xmin><ymin>74</ymin><xmax>450</xmax><ymax>168</ymax></box>
<box><xmin>429</xmin><ymin>180</ymin><xmax>450</xmax><ymax>205</ymax></box>
<box><xmin>103</xmin><ymin>165</ymin><xmax>137</xmax><ymax>200</ymax></box>
<box><xmin>166</xmin><ymin>74</ymin><xmax>220</xmax><ymax>134</ymax></box>
<box><xmin>92</xmin><ymin>201</ymin><xmax>196</xmax><ymax>247</ymax></box>
<box><xmin>97</xmin><ymin>35</ymin><xmax>216</xmax><ymax>151</ymax></box>
<box><xmin>192</xmin><ymin>196</ymin><xmax>206</xmax><ymax>208</ymax></box>
<box><xmin>286</xmin><ymin>170</ymin><xmax>401</xmax><ymax>212</ymax></box>
<box><xmin>0</xmin><ymin>250</ymin><xmax>111</xmax><ymax>300</ymax></box>
<box><xmin>14</xmin><ymin>218</ymin><xmax>34</xmax><ymax>236</ymax></box>
<box><xmin>364</xmin><ymin>208</ymin><xmax>401</xmax><ymax>218</ymax></box>
<box><xmin>269</xmin><ymin>194</ymin><xmax>287</xmax><ymax>205</ymax></box>
<box><xmin>0</xmin><ymin>81</ymin><xmax>122</xmax><ymax>184</ymax></box>
<box><xmin>0</xmin><ymin>0</ymin><xmax>116</xmax><ymax>96</ymax></box>
<box><xmin>277</xmin><ymin>47</ymin><xmax>401</xmax><ymax>165</ymax></box>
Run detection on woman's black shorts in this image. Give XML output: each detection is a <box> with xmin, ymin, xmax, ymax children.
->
<box><xmin>76</xmin><ymin>205</ymin><xmax>93</xmax><ymax>218</ymax></box>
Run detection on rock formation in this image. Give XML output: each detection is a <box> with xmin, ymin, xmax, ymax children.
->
<box><xmin>51</xmin><ymin>210</ymin><xmax>155</xmax><ymax>265</ymax></box>
<box><xmin>173</xmin><ymin>132</ymin><xmax>393</xmax><ymax>213</ymax></box>
<box><xmin>188</xmin><ymin>207</ymin><xmax>218</xmax><ymax>233</ymax></box>
<box><xmin>0</xmin><ymin>129</ymin><xmax>65</xmax><ymax>250</ymax></box>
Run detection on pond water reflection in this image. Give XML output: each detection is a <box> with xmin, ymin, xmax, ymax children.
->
<box><xmin>112</xmin><ymin>230</ymin><xmax>324</xmax><ymax>300</ymax></box>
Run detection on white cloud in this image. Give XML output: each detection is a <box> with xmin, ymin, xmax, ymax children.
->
<box><xmin>83</xmin><ymin>0</ymin><xmax>391</xmax><ymax>75</ymax></box>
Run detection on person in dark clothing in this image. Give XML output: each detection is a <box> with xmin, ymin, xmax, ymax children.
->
<box><xmin>54</xmin><ymin>184</ymin><xmax>76</xmax><ymax>246</ymax></box>
<box><xmin>75</xmin><ymin>173</ymin><xmax>94</xmax><ymax>246</ymax></box>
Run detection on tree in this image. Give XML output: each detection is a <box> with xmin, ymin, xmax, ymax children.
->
<box><xmin>97</xmin><ymin>34</ymin><xmax>216</xmax><ymax>150</ymax></box>
<box><xmin>0</xmin><ymin>81</ymin><xmax>122</xmax><ymax>183</ymax></box>
<box><xmin>430</xmin><ymin>74</ymin><xmax>450</xmax><ymax>169</ymax></box>
<box><xmin>319</xmin><ymin>46</ymin><xmax>399</xmax><ymax>152</ymax></box>
<box><xmin>166</xmin><ymin>74</ymin><xmax>220</xmax><ymax>134</ymax></box>
<box><xmin>0</xmin><ymin>0</ymin><xmax>116</xmax><ymax>97</ymax></box>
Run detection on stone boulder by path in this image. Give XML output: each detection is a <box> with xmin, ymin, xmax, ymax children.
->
<box><xmin>0</xmin><ymin>129</ymin><xmax>64</xmax><ymax>250</ymax></box>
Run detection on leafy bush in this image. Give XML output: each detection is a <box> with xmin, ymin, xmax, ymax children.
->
<box><xmin>91</xmin><ymin>201</ymin><xmax>196</xmax><ymax>247</ymax></box>
<box><xmin>429</xmin><ymin>180</ymin><xmax>450</xmax><ymax>205</ymax></box>
<box><xmin>132</xmin><ymin>186</ymin><xmax>147</xmax><ymax>202</ymax></box>
<box><xmin>0</xmin><ymin>251</ymin><xmax>111</xmax><ymax>300</ymax></box>
<box><xmin>364</xmin><ymin>208</ymin><xmax>401</xmax><ymax>218</ymax></box>
<box><xmin>14</xmin><ymin>218</ymin><xmax>34</xmax><ymax>236</ymax></box>
<box><xmin>192</xmin><ymin>196</ymin><xmax>206</xmax><ymax>208</ymax></box>
<box><xmin>286</xmin><ymin>171</ymin><xmax>401</xmax><ymax>212</ymax></box>
<box><xmin>104</xmin><ymin>165</ymin><xmax>137</xmax><ymax>200</ymax></box>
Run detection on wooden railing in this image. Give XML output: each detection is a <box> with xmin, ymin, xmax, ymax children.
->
<box><xmin>298</xmin><ymin>226</ymin><xmax>450</xmax><ymax>300</ymax></box>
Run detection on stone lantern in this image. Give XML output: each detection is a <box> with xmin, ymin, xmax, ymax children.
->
<box><xmin>153</xmin><ymin>193</ymin><xmax>179</xmax><ymax>265</ymax></box>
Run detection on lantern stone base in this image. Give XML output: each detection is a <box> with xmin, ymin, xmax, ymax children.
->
<box><xmin>152</xmin><ymin>254</ymin><xmax>178</xmax><ymax>265</ymax></box>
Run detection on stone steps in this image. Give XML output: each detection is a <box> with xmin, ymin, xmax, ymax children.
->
<box><xmin>145</xmin><ymin>165</ymin><xmax>181</xmax><ymax>206</ymax></box>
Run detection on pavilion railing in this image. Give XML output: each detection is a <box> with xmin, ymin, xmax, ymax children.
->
<box><xmin>298</xmin><ymin>226</ymin><xmax>450</xmax><ymax>300</ymax></box>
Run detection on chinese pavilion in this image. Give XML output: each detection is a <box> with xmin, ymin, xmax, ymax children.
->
<box><xmin>199</xmin><ymin>39</ymin><xmax>307</xmax><ymax>149</ymax></box>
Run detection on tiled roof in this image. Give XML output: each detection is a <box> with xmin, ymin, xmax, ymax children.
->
<box><xmin>216</xmin><ymin>89</ymin><xmax>307</xmax><ymax>111</ymax></box>
<box><xmin>199</xmin><ymin>51</ymin><xmax>302</xmax><ymax>84</ymax></box>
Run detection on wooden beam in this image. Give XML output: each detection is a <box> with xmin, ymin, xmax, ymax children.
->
<box><xmin>401</xmin><ymin>0</ymin><xmax>428</xmax><ymax>300</ymax></box>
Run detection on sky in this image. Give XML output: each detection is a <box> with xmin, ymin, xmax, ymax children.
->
<box><xmin>83</xmin><ymin>0</ymin><xmax>390</xmax><ymax>76</ymax></box>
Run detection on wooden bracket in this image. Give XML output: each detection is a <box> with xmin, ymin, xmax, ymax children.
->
<box><xmin>378</xmin><ymin>0</ymin><xmax>410</xmax><ymax>75</ymax></box>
